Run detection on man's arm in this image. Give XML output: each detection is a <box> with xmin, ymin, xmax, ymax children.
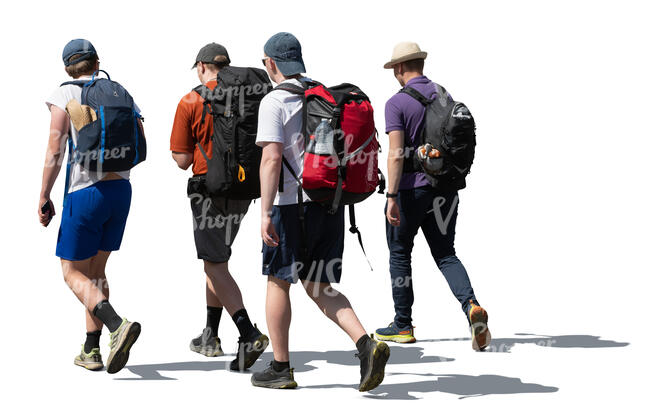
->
<box><xmin>172</xmin><ymin>151</ymin><xmax>193</xmax><ymax>170</ymax></box>
<box><xmin>169</xmin><ymin>98</ymin><xmax>195</xmax><ymax>170</ymax></box>
<box><xmin>39</xmin><ymin>105</ymin><xmax>69</xmax><ymax>226</ymax></box>
<box><xmin>386</xmin><ymin>130</ymin><xmax>405</xmax><ymax>226</ymax></box>
<box><xmin>259</xmin><ymin>142</ymin><xmax>283</xmax><ymax>246</ymax></box>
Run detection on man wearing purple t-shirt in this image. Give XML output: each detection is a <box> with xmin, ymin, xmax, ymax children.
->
<box><xmin>374</xmin><ymin>42</ymin><xmax>491</xmax><ymax>351</ymax></box>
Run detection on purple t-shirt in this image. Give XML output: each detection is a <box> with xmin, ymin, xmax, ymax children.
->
<box><xmin>385</xmin><ymin>76</ymin><xmax>447</xmax><ymax>190</ymax></box>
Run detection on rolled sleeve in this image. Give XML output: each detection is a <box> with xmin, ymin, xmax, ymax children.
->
<box><xmin>170</xmin><ymin>99</ymin><xmax>195</xmax><ymax>153</ymax></box>
<box><xmin>256</xmin><ymin>95</ymin><xmax>285</xmax><ymax>146</ymax></box>
<box><xmin>385</xmin><ymin>96</ymin><xmax>404</xmax><ymax>134</ymax></box>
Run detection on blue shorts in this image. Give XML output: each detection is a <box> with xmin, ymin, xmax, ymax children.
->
<box><xmin>56</xmin><ymin>179</ymin><xmax>132</xmax><ymax>261</ymax></box>
<box><xmin>262</xmin><ymin>202</ymin><xmax>344</xmax><ymax>284</ymax></box>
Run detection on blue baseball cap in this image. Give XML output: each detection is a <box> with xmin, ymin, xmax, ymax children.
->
<box><xmin>263</xmin><ymin>32</ymin><xmax>306</xmax><ymax>76</ymax></box>
<box><xmin>62</xmin><ymin>39</ymin><xmax>97</xmax><ymax>67</ymax></box>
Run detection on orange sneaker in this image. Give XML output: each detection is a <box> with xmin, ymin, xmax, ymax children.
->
<box><xmin>468</xmin><ymin>300</ymin><xmax>491</xmax><ymax>351</ymax></box>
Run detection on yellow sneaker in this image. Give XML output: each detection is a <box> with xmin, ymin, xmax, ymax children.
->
<box><xmin>74</xmin><ymin>346</ymin><xmax>104</xmax><ymax>371</ymax></box>
<box><xmin>374</xmin><ymin>322</ymin><xmax>416</xmax><ymax>343</ymax></box>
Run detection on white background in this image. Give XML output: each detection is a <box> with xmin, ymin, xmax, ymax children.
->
<box><xmin>0</xmin><ymin>0</ymin><xmax>648</xmax><ymax>412</ymax></box>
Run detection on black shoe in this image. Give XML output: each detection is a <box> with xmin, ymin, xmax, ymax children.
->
<box><xmin>229</xmin><ymin>324</ymin><xmax>269</xmax><ymax>371</ymax></box>
<box><xmin>190</xmin><ymin>327</ymin><xmax>224</xmax><ymax>357</ymax></box>
<box><xmin>357</xmin><ymin>338</ymin><xmax>390</xmax><ymax>392</ymax></box>
<box><xmin>251</xmin><ymin>362</ymin><xmax>298</xmax><ymax>389</ymax></box>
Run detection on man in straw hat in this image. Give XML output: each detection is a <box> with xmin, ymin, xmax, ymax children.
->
<box><xmin>375</xmin><ymin>41</ymin><xmax>491</xmax><ymax>351</ymax></box>
<box><xmin>39</xmin><ymin>39</ymin><xmax>143</xmax><ymax>373</ymax></box>
<box><xmin>170</xmin><ymin>43</ymin><xmax>268</xmax><ymax>370</ymax></box>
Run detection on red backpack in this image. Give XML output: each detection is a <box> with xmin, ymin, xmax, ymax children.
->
<box><xmin>275</xmin><ymin>80</ymin><xmax>385</xmax><ymax>265</ymax></box>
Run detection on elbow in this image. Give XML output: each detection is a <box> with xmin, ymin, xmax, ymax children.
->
<box><xmin>172</xmin><ymin>152</ymin><xmax>193</xmax><ymax>170</ymax></box>
<box><xmin>262</xmin><ymin>152</ymin><xmax>282</xmax><ymax>167</ymax></box>
<box><xmin>177</xmin><ymin>160</ymin><xmax>191</xmax><ymax>170</ymax></box>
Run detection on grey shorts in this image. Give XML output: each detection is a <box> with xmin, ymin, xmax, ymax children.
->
<box><xmin>188</xmin><ymin>177</ymin><xmax>250</xmax><ymax>263</ymax></box>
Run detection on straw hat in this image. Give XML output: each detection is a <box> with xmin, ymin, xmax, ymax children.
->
<box><xmin>383</xmin><ymin>41</ymin><xmax>428</xmax><ymax>69</ymax></box>
<box><xmin>65</xmin><ymin>99</ymin><xmax>97</xmax><ymax>131</ymax></box>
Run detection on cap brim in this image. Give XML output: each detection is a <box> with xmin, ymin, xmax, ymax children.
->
<box><xmin>383</xmin><ymin>51</ymin><xmax>428</xmax><ymax>69</ymax></box>
<box><xmin>275</xmin><ymin>59</ymin><xmax>306</xmax><ymax>77</ymax></box>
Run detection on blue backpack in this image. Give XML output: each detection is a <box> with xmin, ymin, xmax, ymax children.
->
<box><xmin>61</xmin><ymin>70</ymin><xmax>146</xmax><ymax>172</ymax></box>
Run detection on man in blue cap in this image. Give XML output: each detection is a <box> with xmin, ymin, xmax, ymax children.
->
<box><xmin>39</xmin><ymin>39</ymin><xmax>142</xmax><ymax>374</ymax></box>
<box><xmin>253</xmin><ymin>32</ymin><xmax>390</xmax><ymax>391</ymax></box>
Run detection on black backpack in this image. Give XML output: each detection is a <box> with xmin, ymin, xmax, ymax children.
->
<box><xmin>400</xmin><ymin>84</ymin><xmax>476</xmax><ymax>190</ymax></box>
<box><xmin>194</xmin><ymin>66</ymin><xmax>272</xmax><ymax>199</ymax></box>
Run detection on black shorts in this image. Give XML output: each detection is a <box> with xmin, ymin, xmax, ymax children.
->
<box><xmin>262</xmin><ymin>202</ymin><xmax>344</xmax><ymax>284</ymax></box>
<box><xmin>188</xmin><ymin>177</ymin><xmax>250</xmax><ymax>263</ymax></box>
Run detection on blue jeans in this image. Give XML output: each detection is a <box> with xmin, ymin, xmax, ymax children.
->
<box><xmin>386</xmin><ymin>185</ymin><xmax>478</xmax><ymax>329</ymax></box>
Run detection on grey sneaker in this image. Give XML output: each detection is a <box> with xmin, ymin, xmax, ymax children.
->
<box><xmin>190</xmin><ymin>327</ymin><xmax>224</xmax><ymax>357</ymax></box>
<box><xmin>74</xmin><ymin>346</ymin><xmax>104</xmax><ymax>371</ymax></box>
<box><xmin>251</xmin><ymin>362</ymin><xmax>298</xmax><ymax>389</ymax></box>
<box><xmin>106</xmin><ymin>318</ymin><xmax>141</xmax><ymax>374</ymax></box>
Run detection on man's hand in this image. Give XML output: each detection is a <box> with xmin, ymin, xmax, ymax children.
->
<box><xmin>262</xmin><ymin>214</ymin><xmax>279</xmax><ymax>247</ymax></box>
<box><xmin>38</xmin><ymin>196</ymin><xmax>55</xmax><ymax>227</ymax></box>
<box><xmin>386</xmin><ymin>198</ymin><xmax>401</xmax><ymax>227</ymax></box>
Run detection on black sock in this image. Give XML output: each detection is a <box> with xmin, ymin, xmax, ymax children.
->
<box><xmin>232</xmin><ymin>308</ymin><xmax>255</xmax><ymax>339</ymax></box>
<box><xmin>92</xmin><ymin>300</ymin><xmax>123</xmax><ymax>332</ymax></box>
<box><xmin>206</xmin><ymin>306</ymin><xmax>223</xmax><ymax>335</ymax></box>
<box><xmin>84</xmin><ymin>330</ymin><xmax>101</xmax><ymax>353</ymax></box>
<box><xmin>356</xmin><ymin>334</ymin><xmax>372</xmax><ymax>353</ymax></box>
<box><xmin>272</xmin><ymin>359</ymin><xmax>290</xmax><ymax>372</ymax></box>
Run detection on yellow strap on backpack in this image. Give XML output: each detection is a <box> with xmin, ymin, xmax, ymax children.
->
<box><xmin>238</xmin><ymin>164</ymin><xmax>245</xmax><ymax>182</ymax></box>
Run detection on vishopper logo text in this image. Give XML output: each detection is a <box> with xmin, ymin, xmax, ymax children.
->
<box><xmin>182</xmin><ymin>83</ymin><xmax>272</xmax><ymax>105</ymax></box>
<box><xmin>190</xmin><ymin>193</ymin><xmax>246</xmax><ymax>244</ymax></box>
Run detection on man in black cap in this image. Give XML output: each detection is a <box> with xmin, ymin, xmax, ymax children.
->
<box><xmin>252</xmin><ymin>32</ymin><xmax>389</xmax><ymax>391</ymax></box>
<box><xmin>170</xmin><ymin>43</ymin><xmax>268</xmax><ymax>370</ymax></box>
<box><xmin>40</xmin><ymin>39</ymin><xmax>142</xmax><ymax>374</ymax></box>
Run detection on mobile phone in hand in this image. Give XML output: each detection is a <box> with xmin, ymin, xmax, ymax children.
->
<box><xmin>41</xmin><ymin>201</ymin><xmax>53</xmax><ymax>226</ymax></box>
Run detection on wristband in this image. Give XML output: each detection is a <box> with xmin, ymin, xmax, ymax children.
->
<box><xmin>386</xmin><ymin>192</ymin><xmax>398</xmax><ymax>199</ymax></box>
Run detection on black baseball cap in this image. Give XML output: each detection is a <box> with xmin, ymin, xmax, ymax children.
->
<box><xmin>192</xmin><ymin>43</ymin><xmax>230</xmax><ymax>69</ymax></box>
<box><xmin>62</xmin><ymin>39</ymin><xmax>98</xmax><ymax>67</ymax></box>
<box><xmin>263</xmin><ymin>32</ymin><xmax>305</xmax><ymax>76</ymax></box>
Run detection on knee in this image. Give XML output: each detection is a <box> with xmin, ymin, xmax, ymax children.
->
<box><xmin>268</xmin><ymin>275</ymin><xmax>291</xmax><ymax>292</ymax></box>
<box><xmin>204</xmin><ymin>260</ymin><xmax>228</xmax><ymax>276</ymax></box>
<box><xmin>434</xmin><ymin>254</ymin><xmax>459</xmax><ymax>268</ymax></box>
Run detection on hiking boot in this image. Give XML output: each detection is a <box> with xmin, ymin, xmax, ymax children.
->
<box><xmin>74</xmin><ymin>346</ymin><xmax>104</xmax><ymax>371</ymax></box>
<box><xmin>251</xmin><ymin>362</ymin><xmax>298</xmax><ymax>389</ymax></box>
<box><xmin>229</xmin><ymin>324</ymin><xmax>269</xmax><ymax>371</ymax></box>
<box><xmin>190</xmin><ymin>327</ymin><xmax>224</xmax><ymax>357</ymax></box>
<box><xmin>357</xmin><ymin>338</ymin><xmax>390</xmax><ymax>392</ymax></box>
<box><xmin>106</xmin><ymin>318</ymin><xmax>141</xmax><ymax>374</ymax></box>
<box><xmin>468</xmin><ymin>300</ymin><xmax>491</xmax><ymax>351</ymax></box>
<box><xmin>374</xmin><ymin>322</ymin><xmax>416</xmax><ymax>343</ymax></box>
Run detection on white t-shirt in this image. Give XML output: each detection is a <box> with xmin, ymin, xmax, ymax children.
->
<box><xmin>256</xmin><ymin>78</ymin><xmax>311</xmax><ymax>206</ymax></box>
<box><xmin>46</xmin><ymin>75</ymin><xmax>133</xmax><ymax>194</ymax></box>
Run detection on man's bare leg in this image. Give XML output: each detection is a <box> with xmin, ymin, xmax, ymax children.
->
<box><xmin>204</xmin><ymin>260</ymin><xmax>267</xmax><ymax>370</ymax></box>
<box><xmin>206</xmin><ymin>274</ymin><xmax>224</xmax><ymax>308</ymax></box>
<box><xmin>203</xmin><ymin>261</ymin><xmax>244</xmax><ymax>315</ymax></box>
<box><xmin>85</xmin><ymin>251</ymin><xmax>111</xmax><ymax>332</ymax></box>
<box><xmin>266</xmin><ymin>276</ymin><xmax>291</xmax><ymax>363</ymax></box>
<box><xmin>61</xmin><ymin>257</ymin><xmax>106</xmax><ymax>312</ymax></box>
<box><xmin>301</xmin><ymin>281</ymin><xmax>366</xmax><ymax>343</ymax></box>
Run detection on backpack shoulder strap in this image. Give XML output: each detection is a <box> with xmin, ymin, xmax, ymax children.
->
<box><xmin>60</xmin><ymin>80</ymin><xmax>88</xmax><ymax>88</ymax></box>
<box><xmin>192</xmin><ymin>84</ymin><xmax>214</xmax><ymax>125</ymax></box>
<box><xmin>399</xmin><ymin>86</ymin><xmax>433</xmax><ymax>106</ymax></box>
<box><xmin>273</xmin><ymin>83</ymin><xmax>306</xmax><ymax>95</ymax></box>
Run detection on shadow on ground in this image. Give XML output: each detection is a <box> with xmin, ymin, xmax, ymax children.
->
<box><xmin>305</xmin><ymin>372</ymin><xmax>559</xmax><ymax>400</ymax></box>
<box><xmin>418</xmin><ymin>333</ymin><xmax>630</xmax><ymax>353</ymax></box>
<box><xmin>120</xmin><ymin>345</ymin><xmax>453</xmax><ymax>380</ymax></box>
<box><xmin>118</xmin><ymin>333</ymin><xmax>626</xmax><ymax>399</ymax></box>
